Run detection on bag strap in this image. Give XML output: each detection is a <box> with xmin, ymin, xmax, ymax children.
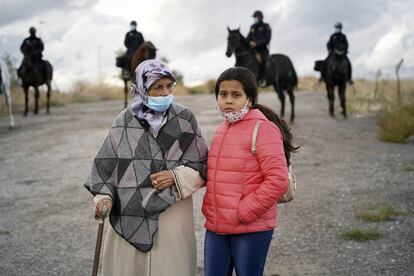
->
<box><xmin>251</xmin><ymin>121</ymin><xmax>262</xmax><ymax>155</ymax></box>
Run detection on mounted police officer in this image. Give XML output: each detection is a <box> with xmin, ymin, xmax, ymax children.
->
<box><xmin>124</xmin><ymin>20</ymin><xmax>145</xmax><ymax>67</ymax></box>
<box><xmin>18</xmin><ymin>27</ymin><xmax>44</xmax><ymax>76</ymax></box>
<box><xmin>247</xmin><ymin>10</ymin><xmax>272</xmax><ymax>87</ymax></box>
<box><xmin>326</xmin><ymin>22</ymin><xmax>353</xmax><ymax>83</ymax></box>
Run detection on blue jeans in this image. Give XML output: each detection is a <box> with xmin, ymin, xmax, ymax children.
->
<box><xmin>204</xmin><ymin>229</ymin><xmax>274</xmax><ymax>276</ymax></box>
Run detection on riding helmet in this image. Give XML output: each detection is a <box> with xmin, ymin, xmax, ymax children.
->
<box><xmin>334</xmin><ymin>22</ymin><xmax>342</xmax><ymax>29</ymax></box>
<box><xmin>130</xmin><ymin>20</ymin><xmax>137</xmax><ymax>26</ymax></box>
<box><xmin>252</xmin><ymin>10</ymin><xmax>263</xmax><ymax>18</ymax></box>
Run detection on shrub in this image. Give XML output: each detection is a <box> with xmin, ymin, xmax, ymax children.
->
<box><xmin>377</xmin><ymin>103</ymin><xmax>414</xmax><ymax>143</ymax></box>
<box><xmin>356</xmin><ymin>201</ymin><xmax>406</xmax><ymax>222</ymax></box>
<box><xmin>338</xmin><ymin>228</ymin><xmax>382</xmax><ymax>242</ymax></box>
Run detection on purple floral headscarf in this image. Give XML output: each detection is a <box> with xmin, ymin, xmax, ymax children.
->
<box><xmin>130</xmin><ymin>59</ymin><xmax>176</xmax><ymax>134</ymax></box>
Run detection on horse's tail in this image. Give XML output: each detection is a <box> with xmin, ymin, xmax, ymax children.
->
<box><xmin>290</xmin><ymin>59</ymin><xmax>298</xmax><ymax>88</ymax></box>
<box><xmin>271</xmin><ymin>54</ymin><xmax>297</xmax><ymax>88</ymax></box>
<box><xmin>44</xmin><ymin>60</ymin><xmax>53</xmax><ymax>82</ymax></box>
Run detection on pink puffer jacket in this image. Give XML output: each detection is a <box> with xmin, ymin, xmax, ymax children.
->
<box><xmin>202</xmin><ymin>109</ymin><xmax>288</xmax><ymax>234</ymax></box>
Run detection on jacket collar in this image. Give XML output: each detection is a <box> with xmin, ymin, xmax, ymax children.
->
<box><xmin>224</xmin><ymin>108</ymin><xmax>267</xmax><ymax>126</ymax></box>
<box><xmin>244</xmin><ymin>108</ymin><xmax>267</xmax><ymax>121</ymax></box>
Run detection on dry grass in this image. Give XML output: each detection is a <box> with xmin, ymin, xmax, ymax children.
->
<box><xmin>377</xmin><ymin>103</ymin><xmax>414</xmax><ymax>142</ymax></box>
<box><xmin>2</xmin><ymin>77</ymin><xmax>414</xmax><ymax>139</ymax></box>
<box><xmin>186</xmin><ymin>79</ymin><xmax>216</xmax><ymax>95</ymax></box>
<box><xmin>0</xmin><ymin>81</ymin><xmax>125</xmax><ymax>117</ymax></box>
<box><xmin>344</xmin><ymin>77</ymin><xmax>414</xmax><ymax>143</ymax></box>
<box><xmin>347</xmin><ymin>78</ymin><xmax>414</xmax><ymax>114</ymax></box>
<box><xmin>297</xmin><ymin>76</ymin><xmax>324</xmax><ymax>92</ymax></box>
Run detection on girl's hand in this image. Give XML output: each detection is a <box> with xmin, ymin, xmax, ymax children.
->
<box><xmin>150</xmin><ymin>170</ymin><xmax>175</xmax><ymax>191</ymax></box>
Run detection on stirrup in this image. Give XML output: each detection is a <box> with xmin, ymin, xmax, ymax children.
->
<box><xmin>259</xmin><ymin>79</ymin><xmax>266</xmax><ymax>87</ymax></box>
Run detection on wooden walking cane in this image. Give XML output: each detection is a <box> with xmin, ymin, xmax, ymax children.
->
<box><xmin>92</xmin><ymin>205</ymin><xmax>107</xmax><ymax>276</ymax></box>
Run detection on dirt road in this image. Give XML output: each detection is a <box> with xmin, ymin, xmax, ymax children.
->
<box><xmin>0</xmin><ymin>91</ymin><xmax>413</xmax><ymax>275</ymax></box>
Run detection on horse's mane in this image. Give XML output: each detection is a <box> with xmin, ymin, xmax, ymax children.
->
<box><xmin>229</xmin><ymin>29</ymin><xmax>250</xmax><ymax>50</ymax></box>
<box><xmin>135</xmin><ymin>42</ymin><xmax>150</xmax><ymax>59</ymax></box>
<box><xmin>130</xmin><ymin>41</ymin><xmax>157</xmax><ymax>77</ymax></box>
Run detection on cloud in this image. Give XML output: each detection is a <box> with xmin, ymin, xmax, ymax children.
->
<box><xmin>0</xmin><ymin>0</ymin><xmax>97</xmax><ymax>26</ymax></box>
<box><xmin>0</xmin><ymin>0</ymin><xmax>413</xmax><ymax>91</ymax></box>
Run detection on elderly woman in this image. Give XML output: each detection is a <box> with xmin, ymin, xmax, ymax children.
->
<box><xmin>84</xmin><ymin>59</ymin><xmax>208</xmax><ymax>276</ymax></box>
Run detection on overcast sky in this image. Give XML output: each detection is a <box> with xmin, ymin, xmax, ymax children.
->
<box><xmin>1</xmin><ymin>0</ymin><xmax>413</xmax><ymax>91</ymax></box>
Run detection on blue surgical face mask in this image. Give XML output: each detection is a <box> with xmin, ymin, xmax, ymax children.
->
<box><xmin>254</xmin><ymin>17</ymin><xmax>260</xmax><ymax>24</ymax></box>
<box><xmin>146</xmin><ymin>94</ymin><xmax>173</xmax><ymax>112</ymax></box>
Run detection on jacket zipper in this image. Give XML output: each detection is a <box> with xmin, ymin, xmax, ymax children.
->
<box><xmin>213</xmin><ymin>123</ymin><xmax>230</xmax><ymax>229</ymax></box>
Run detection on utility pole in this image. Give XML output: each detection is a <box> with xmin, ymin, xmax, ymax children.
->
<box><xmin>39</xmin><ymin>20</ymin><xmax>45</xmax><ymax>38</ymax></box>
<box><xmin>396</xmin><ymin>59</ymin><xmax>403</xmax><ymax>106</ymax></box>
<box><xmin>98</xmin><ymin>45</ymin><xmax>102</xmax><ymax>85</ymax></box>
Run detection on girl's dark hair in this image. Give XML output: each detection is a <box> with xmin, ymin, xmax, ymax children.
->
<box><xmin>215</xmin><ymin>67</ymin><xmax>299</xmax><ymax>165</ymax></box>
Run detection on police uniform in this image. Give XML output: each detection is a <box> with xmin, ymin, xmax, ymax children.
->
<box><xmin>326</xmin><ymin>31</ymin><xmax>352</xmax><ymax>81</ymax></box>
<box><xmin>18</xmin><ymin>34</ymin><xmax>44</xmax><ymax>77</ymax></box>
<box><xmin>247</xmin><ymin>21</ymin><xmax>272</xmax><ymax>82</ymax></box>
<box><xmin>20</xmin><ymin>36</ymin><xmax>44</xmax><ymax>63</ymax></box>
<box><xmin>124</xmin><ymin>30</ymin><xmax>145</xmax><ymax>59</ymax></box>
<box><xmin>327</xmin><ymin>32</ymin><xmax>348</xmax><ymax>53</ymax></box>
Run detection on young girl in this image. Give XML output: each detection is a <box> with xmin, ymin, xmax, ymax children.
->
<box><xmin>202</xmin><ymin>67</ymin><xmax>297</xmax><ymax>276</ymax></box>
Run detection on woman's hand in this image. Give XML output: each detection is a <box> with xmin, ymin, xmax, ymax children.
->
<box><xmin>94</xmin><ymin>196</ymin><xmax>112</xmax><ymax>219</ymax></box>
<box><xmin>150</xmin><ymin>170</ymin><xmax>175</xmax><ymax>191</ymax></box>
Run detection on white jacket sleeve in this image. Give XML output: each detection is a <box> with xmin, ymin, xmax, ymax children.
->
<box><xmin>171</xmin><ymin>165</ymin><xmax>205</xmax><ymax>201</ymax></box>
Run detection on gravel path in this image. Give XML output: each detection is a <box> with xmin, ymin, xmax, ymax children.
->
<box><xmin>0</xmin><ymin>91</ymin><xmax>413</xmax><ymax>276</ymax></box>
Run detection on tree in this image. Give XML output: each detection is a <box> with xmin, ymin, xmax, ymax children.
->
<box><xmin>171</xmin><ymin>70</ymin><xmax>184</xmax><ymax>84</ymax></box>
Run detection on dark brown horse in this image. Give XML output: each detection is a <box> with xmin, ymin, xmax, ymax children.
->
<box><xmin>17</xmin><ymin>57</ymin><xmax>53</xmax><ymax>116</ymax></box>
<box><xmin>119</xmin><ymin>41</ymin><xmax>157</xmax><ymax>108</ymax></box>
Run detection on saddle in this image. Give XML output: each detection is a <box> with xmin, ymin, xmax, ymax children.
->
<box><xmin>255</xmin><ymin>51</ymin><xmax>262</xmax><ymax>64</ymax></box>
<box><xmin>314</xmin><ymin>60</ymin><xmax>324</xmax><ymax>72</ymax></box>
<box><xmin>18</xmin><ymin>58</ymin><xmax>46</xmax><ymax>78</ymax></box>
<box><xmin>116</xmin><ymin>54</ymin><xmax>127</xmax><ymax>68</ymax></box>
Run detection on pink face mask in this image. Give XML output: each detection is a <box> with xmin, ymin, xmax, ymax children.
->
<box><xmin>220</xmin><ymin>100</ymin><xmax>250</xmax><ymax>124</ymax></box>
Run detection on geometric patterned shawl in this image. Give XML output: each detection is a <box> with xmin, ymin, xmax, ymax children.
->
<box><xmin>85</xmin><ymin>102</ymin><xmax>208</xmax><ymax>252</ymax></box>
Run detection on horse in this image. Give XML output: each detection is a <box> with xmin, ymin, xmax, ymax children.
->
<box><xmin>17</xmin><ymin>57</ymin><xmax>53</xmax><ymax>116</ymax></box>
<box><xmin>117</xmin><ymin>41</ymin><xmax>157</xmax><ymax>108</ymax></box>
<box><xmin>315</xmin><ymin>43</ymin><xmax>351</xmax><ymax>118</ymax></box>
<box><xmin>226</xmin><ymin>27</ymin><xmax>298</xmax><ymax>121</ymax></box>
<box><xmin>0</xmin><ymin>60</ymin><xmax>15</xmax><ymax>128</ymax></box>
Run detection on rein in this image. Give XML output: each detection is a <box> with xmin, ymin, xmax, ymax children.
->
<box><xmin>235</xmin><ymin>50</ymin><xmax>251</xmax><ymax>57</ymax></box>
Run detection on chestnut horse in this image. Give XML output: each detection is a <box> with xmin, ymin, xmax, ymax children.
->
<box><xmin>119</xmin><ymin>41</ymin><xmax>157</xmax><ymax>108</ymax></box>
